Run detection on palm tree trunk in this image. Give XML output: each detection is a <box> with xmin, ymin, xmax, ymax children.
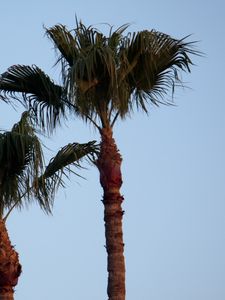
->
<box><xmin>0</xmin><ymin>219</ymin><xmax>21</xmax><ymax>300</ymax></box>
<box><xmin>97</xmin><ymin>127</ymin><xmax>126</xmax><ymax>300</ymax></box>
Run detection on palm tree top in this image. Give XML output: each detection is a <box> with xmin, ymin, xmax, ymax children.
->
<box><xmin>0</xmin><ymin>112</ymin><xmax>46</xmax><ymax>216</ymax></box>
<box><xmin>0</xmin><ymin>20</ymin><xmax>199</xmax><ymax>131</ymax></box>
<box><xmin>46</xmin><ymin>21</ymin><xmax>197</xmax><ymax>125</ymax></box>
<box><xmin>0</xmin><ymin>111</ymin><xmax>98</xmax><ymax>219</ymax></box>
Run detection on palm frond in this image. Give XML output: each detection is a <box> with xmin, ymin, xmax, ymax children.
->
<box><xmin>0</xmin><ymin>112</ymin><xmax>47</xmax><ymax>215</ymax></box>
<box><xmin>37</xmin><ymin>141</ymin><xmax>99</xmax><ymax>202</ymax></box>
<box><xmin>120</xmin><ymin>30</ymin><xmax>198</xmax><ymax>113</ymax></box>
<box><xmin>45</xmin><ymin>24</ymin><xmax>76</xmax><ymax>67</ymax></box>
<box><xmin>0</xmin><ymin>65</ymin><xmax>66</xmax><ymax>132</ymax></box>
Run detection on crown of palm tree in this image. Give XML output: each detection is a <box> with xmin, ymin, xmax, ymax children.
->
<box><xmin>45</xmin><ymin>22</ymin><xmax>197</xmax><ymax>126</ymax></box>
<box><xmin>0</xmin><ymin>111</ymin><xmax>98</xmax><ymax>219</ymax></box>
<box><xmin>0</xmin><ymin>112</ymin><xmax>45</xmax><ymax>216</ymax></box>
<box><xmin>0</xmin><ymin>20</ymin><xmax>198</xmax><ymax>131</ymax></box>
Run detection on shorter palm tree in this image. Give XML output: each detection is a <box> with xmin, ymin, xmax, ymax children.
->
<box><xmin>0</xmin><ymin>112</ymin><xmax>97</xmax><ymax>299</ymax></box>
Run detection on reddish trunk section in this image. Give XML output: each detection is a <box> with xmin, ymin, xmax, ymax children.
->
<box><xmin>97</xmin><ymin>128</ymin><xmax>126</xmax><ymax>300</ymax></box>
<box><xmin>0</xmin><ymin>220</ymin><xmax>22</xmax><ymax>300</ymax></box>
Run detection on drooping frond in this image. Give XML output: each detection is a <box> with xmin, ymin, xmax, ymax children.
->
<box><xmin>0</xmin><ymin>112</ymin><xmax>46</xmax><ymax>215</ymax></box>
<box><xmin>38</xmin><ymin>141</ymin><xmax>99</xmax><ymax>202</ymax></box>
<box><xmin>45</xmin><ymin>24</ymin><xmax>76</xmax><ymax>67</ymax></box>
<box><xmin>0</xmin><ymin>65</ymin><xmax>66</xmax><ymax>132</ymax></box>
<box><xmin>119</xmin><ymin>30</ymin><xmax>197</xmax><ymax>113</ymax></box>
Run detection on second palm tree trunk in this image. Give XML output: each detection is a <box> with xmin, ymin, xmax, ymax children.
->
<box><xmin>0</xmin><ymin>219</ymin><xmax>21</xmax><ymax>300</ymax></box>
<box><xmin>97</xmin><ymin>127</ymin><xmax>126</xmax><ymax>300</ymax></box>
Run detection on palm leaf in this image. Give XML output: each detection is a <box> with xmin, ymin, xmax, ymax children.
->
<box><xmin>45</xmin><ymin>24</ymin><xmax>76</xmax><ymax>67</ymax></box>
<box><xmin>0</xmin><ymin>112</ymin><xmax>45</xmax><ymax>216</ymax></box>
<box><xmin>37</xmin><ymin>141</ymin><xmax>98</xmax><ymax>202</ymax></box>
<box><xmin>0</xmin><ymin>65</ymin><xmax>66</xmax><ymax>132</ymax></box>
<box><xmin>120</xmin><ymin>30</ymin><xmax>198</xmax><ymax>112</ymax></box>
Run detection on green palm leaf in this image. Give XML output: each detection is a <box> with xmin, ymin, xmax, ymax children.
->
<box><xmin>122</xmin><ymin>30</ymin><xmax>197</xmax><ymax>111</ymax></box>
<box><xmin>0</xmin><ymin>112</ymin><xmax>45</xmax><ymax>216</ymax></box>
<box><xmin>44</xmin><ymin>141</ymin><xmax>98</xmax><ymax>177</ymax></box>
<box><xmin>0</xmin><ymin>65</ymin><xmax>66</xmax><ymax>131</ymax></box>
<box><xmin>38</xmin><ymin>141</ymin><xmax>98</xmax><ymax>202</ymax></box>
<box><xmin>45</xmin><ymin>24</ymin><xmax>76</xmax><ymax>67</ymax></box>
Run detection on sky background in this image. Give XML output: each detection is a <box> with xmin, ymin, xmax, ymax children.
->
<box><xmin>0</xmin><ymin>1</ymin><xmax>225</xmax><ymax>299</ymax></box>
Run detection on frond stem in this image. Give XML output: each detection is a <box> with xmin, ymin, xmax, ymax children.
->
<box><xmin>3</xmin><ymin>191</ymin><xmax>26</xmax><ymax>222</ymax></box>
<box><xmin>119</xmin><ymin>53</ymin><xmax>140</xmax><ymax>83</ymax></box>
<box><xmin>111</xmin><ymin>112</ymin><xmax>120</xmax><ymax>128</ymax></box>
<box><xmin>85</xmin><ymin>114</ymin><xmax>102</xmax><ymax>131</ymax></box>
<box><xmin>108</xmin><ymin>104</ymin><xmax>114</xmax><ymax>124</ymax></box>
<box><xmin>64</xmin><ymin>100</ymin><xmax>102</xmax><ymax>131</ymax></box>
<box><xmin>3</xmin><ymin>202</ymin><xmax>18</xmax><ymax>222</ymax></box>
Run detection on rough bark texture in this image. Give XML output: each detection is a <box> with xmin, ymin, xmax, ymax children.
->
<box><xmin>97</xmin><ymin>128</ymin><xmax>126</xmax><ymax>300</ymax></box>
<box><xmin>0</xmin><ymin>220</ymin><xmax>21</xmax><ymax>300</ymax></box>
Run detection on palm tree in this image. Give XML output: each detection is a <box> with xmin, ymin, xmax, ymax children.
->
<box><xmin>0</xmin><ymin>111</ymin><xmax>97</xmax><ymax>299</ymax></box>
<box><xmin>0</xmin><ymin>112</ymin><xmax>45</xmax><ymax>299</ymax></box>
<box><xmin>0</xmin><ymin>20</ymin><xmax>198</xmax><ymax>299</ymax></box>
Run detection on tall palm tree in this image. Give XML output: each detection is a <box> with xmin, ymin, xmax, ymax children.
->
<box><xmin>0</xmin><ymin>111</ymin><xmax>97</xmax><ymax>299</ymax></box>
<box><xmin>0</xmin><ymin>20</ymin><xmax>198</xmax><ymax>299</ymax></box>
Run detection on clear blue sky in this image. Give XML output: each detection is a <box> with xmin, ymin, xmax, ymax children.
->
<box><xmin>1</xmin><ymin>1</ymin><xmax>225</xmax><ymax>299</ymax></box>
